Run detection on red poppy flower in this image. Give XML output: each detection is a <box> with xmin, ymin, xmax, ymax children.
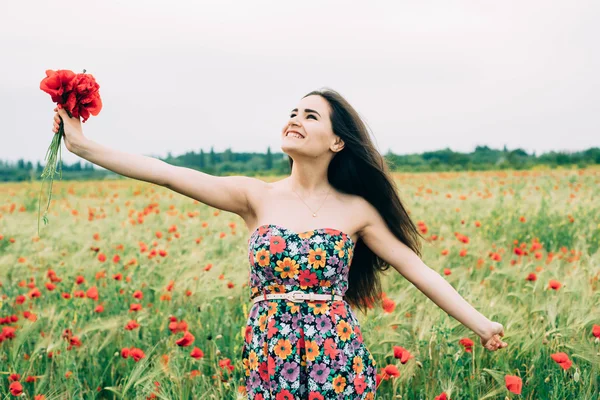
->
<box><xmin>129</xmin><ymin>347</ymin><xmax>145</xmax><ymax>362</ymax></box>
<box><xmin>505</xmin><ymin>375</ymin><xmax>522</xmax><ymax>394</ymax></box>
<box><xmin>550</xmin><ymin>352</ymin><xmax>572</xmax><ymax>370</ymax></box>
<box><xmin>190</xmin><ymin>347</ymin><xmax>204</xmax><ymax>359</ymax></box>
<box><xmin>459</xmin><ymin>338</ymin><xmax>474</xmax><ymax>353</ymax></box>
<box><xmin>548</xmin><ymin>280</ymin><xmax>562</xmax><ymax>290</ymax></box>
<box><xmin>176</xmin><ymin>331</ymin><xmax>195</xmax><ymax>347</ymax></box>
<box><xmin>393</xmin><ymin>345</ymin><xmax>414</xmax><ymax>364</ymax></box>
<box><xmin>9</xmin><ymin>381</ymin><xmax>23</xmax><ymax>396</ymax></box>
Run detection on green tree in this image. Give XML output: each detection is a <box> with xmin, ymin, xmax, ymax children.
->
<box><xmin>266</xmin><ymin>147</ymin><xmax>273</xmax><ymax>169</ymax></box>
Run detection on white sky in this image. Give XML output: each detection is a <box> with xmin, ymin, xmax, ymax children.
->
<box><xmin>1</xmin><ymin>0</ymin><xmax>598</xmax><ymax>164</ymax></box>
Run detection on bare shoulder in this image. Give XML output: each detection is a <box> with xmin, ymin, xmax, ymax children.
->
<box><xmin>243</xmin><ymin>176</ymin><xmax>271</xmax><ymax>218</ymax></box>
<box><xmin>353</xmin><ymin>195</ymin><xmax>383</xmax><ymax>240</ymax></box>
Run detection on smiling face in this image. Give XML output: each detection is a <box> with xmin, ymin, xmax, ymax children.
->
<box><xmin>281</xmin><ymin>94</ymin><xmax>345</xmax><ymax>157</ymax></box>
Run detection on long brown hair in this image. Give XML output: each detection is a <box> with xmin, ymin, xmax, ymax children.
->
<box><xmin>288</xmin><ymin>88</ymin><xmax>423</xmax><ymax>315</ymax></box>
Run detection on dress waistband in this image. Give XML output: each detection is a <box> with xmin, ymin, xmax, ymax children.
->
<box><xmin>251</xmin><ymin>289</ymin><xmax>343</xmax><ymax>304</ymax></box>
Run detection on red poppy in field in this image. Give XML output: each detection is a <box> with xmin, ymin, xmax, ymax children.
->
<box><xmin>121</xmin><ymin>348</ymin><xmax>130</xmax><ymax>358</ymax></box>
<box><xmin>593</xmin><ymin>324</ymin><xmax>600</xmax><ymax>338</ymax></box>
<box><xmin>9</xmin><ymin>381</ymin><xmax>23</xmax><ymax>396</ymax></box>
<box><xmin>45</xmin><ymin>282</ymin><xmax>56</xmax><ymax>291</ymax></box>
<box><xmin>176</xmin><ymin>330</ymin><xmax>195</xmax><ymax>347</ymax></box>
<box><xmin>62</xmin><ymin>328</ymin><xmax>73</xmax><ymax>340</ymax></box>
<box><xmin>459</xmin><ymin>338</ymin><xmax>474</xmax><ymax>353</ymax></box>
<box><xmin>125</xmin><ymin>320</ymin><xmax>140</xmax><ymax>331</ymax></box>
<box><xmin>381</xmin><ymin>364</ymin><xmax>400</xmax><ymax>380</ymax></box>
<box><xmin>454</xmin><ymin>232</ymin><xmax>469</xmax><ymax>244</ymax></box>
<box><xmin>381</xmin><ymin>297</ymin><xmax>396</xmax><ymax>313</ymax></box>
<box><xmin>8</xmin><ymin>373</ymin><xmax>20</xmax><ymax>382</ymax></box>
<box><xmin>169</xmin><ymin>319</ymin><xmax>188</xmax><ymax>334</ymax></box>
<box><xmin>70</xmin><ymin>336</ymin><xmax>82</xmax><ymax>346</ymax></box>
<box><xmin>129</xmin><ymin>303</ymin><xmax>142</xmax><ymax>312</ymax></box>
<box><xmin>129</xmin><ymin>347</ymin><xmax>145</xmax><ymax>362</ymax></box>
<box><xmin>75</xmin><ymin>275</ymin><xmax>85</xmax><ymax>285</ymax></box>
<box><xmin>133</xmin><ymin>290</ymin><xmax>143</xmax><ymax>299</ymax></box>
<box><xmin>47</xmin><ymin>269</ymin><xmax>62</xmax><ymax>282</ymax></box>
<box><xmin>526</xmin><ymin>273</ymin><xmax>537</xmax><ymax>281</ymax></box>
<box><xmin>97</xmin><ymin>253</ymin><xmax>106</xmax><ymax>262</ymax></box>
<box><xmin>190</xmin><ymin>347</ymin><xmax>204</xmax><ymax>359</ymax></box>
<box><xmin>23</xmin><ymin>311</ymin><xmax>37</xmax><ymax>321</ymax></box>
<box><xmin>190</xmin><ymin>370</ymin><xmax>202</xmax><ymax>378</ymax></box>
<box><xmin>548</xmin><ymin>280</ymin><xmax>562</xmax><ymax>290</ymax></box>
<box><xmin>392</xmin><ymin>345</ymin><xmax>414</xmax><ymax>364</ymax></box>
<box><xmin>505</xmin><ymin>375</ymin><xmax>522</xmax><ymax>394</ymax></box>
<box><xmin>1</xmin><ymin>326</ymin><xmax>17</xmax><ymax>341</ymax></box>
<box><xmin>550</xmin><ymin>352</ymin><xmax>572</xmax><ymax>370</ymax></box>
<box><xmin>219</xmin><ymin>357</ymin><xmax>234</xmax><ymax>373</ymax></box>
<box><xmin>86</xmin><ymin>286</ymin><xmax>98</xmax><ymax>301</ymax></box>
<box><xmin>434</xmin><ymin>393</ymin><xmax>449</xmax><ymax>400</ymax></box>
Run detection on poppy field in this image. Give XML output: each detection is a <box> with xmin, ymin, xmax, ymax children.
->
<box><xmin>0</xmin><ymin>167</ymin><xmax>599</xmax><ymax>399</ymax></box>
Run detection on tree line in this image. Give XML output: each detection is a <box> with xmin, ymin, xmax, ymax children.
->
<box><xmin>1</xmin><ymin>145</ymin><xmax>598</xmax><ymax>182</ymax></box>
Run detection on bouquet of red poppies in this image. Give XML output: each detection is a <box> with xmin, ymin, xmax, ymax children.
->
<box><xmin>38</xmin><ymin>69</ymin><xmax>102</xmax><ymax>234</ymax></box>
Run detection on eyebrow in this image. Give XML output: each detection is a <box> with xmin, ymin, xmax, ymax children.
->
<box><xmin>291</xmin><ymin>108</ymin><xmax>321</xmax><ymax>117</ymax></box>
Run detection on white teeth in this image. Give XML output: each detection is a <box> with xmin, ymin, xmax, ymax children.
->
<box><xmin>288</xmin><ymin>133</ymin><xmax>304</xmax><ymax>139</ymax></box>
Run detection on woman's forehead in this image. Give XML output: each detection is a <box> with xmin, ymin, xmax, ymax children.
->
<box><xmin>295</xmin><ymin>95</ymin><xmax>328</xmax><ymax>114</ymax></box>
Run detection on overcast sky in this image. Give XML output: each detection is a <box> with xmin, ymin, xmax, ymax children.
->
<box><xmin>1</xmin><ymin>0</ymin><xmax>598</xmax><ymax>165</ymax></box>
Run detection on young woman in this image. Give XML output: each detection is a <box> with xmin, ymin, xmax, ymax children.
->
<box><xmin>52</xmin><ymin>88</ymin><xmax>507</xmax><ymax>399</ymax></box>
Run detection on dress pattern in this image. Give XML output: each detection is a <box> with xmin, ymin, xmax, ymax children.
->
<box><xmin>241</xmin><ymin>224</ymin><xmax>377</xmax><ymax>399</ymax></box>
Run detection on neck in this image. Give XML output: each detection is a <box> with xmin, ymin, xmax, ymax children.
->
<box><xmin>287</xmin><ymin>158</ymin><xmax>332</xmax><ymax>196</ymax></box>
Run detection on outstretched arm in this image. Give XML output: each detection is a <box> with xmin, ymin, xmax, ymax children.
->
<box><xmin>358</xmin><ymin>199</ymin><xmax>508</xmax><ymax>351</ymax></box>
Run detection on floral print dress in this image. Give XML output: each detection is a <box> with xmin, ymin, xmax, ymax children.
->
<box><xmin>241</xmin><ymin>224</ymin><xmax>377</xmax><ymax>400</ymax></box>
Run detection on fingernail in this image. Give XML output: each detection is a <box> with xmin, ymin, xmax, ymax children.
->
<box><xmin>58</xmin><ymin>104</ymin><xmax>62</xmax><ymax>109</ymax></box>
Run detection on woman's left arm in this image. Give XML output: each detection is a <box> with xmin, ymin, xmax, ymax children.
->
<box><xmin>358</xmin><ymin>200</ymin><xmax>508</xmax><ymax>351</ymax></box>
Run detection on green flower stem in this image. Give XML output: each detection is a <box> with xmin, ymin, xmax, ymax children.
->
<box><xmin>37</xmin><ymin>110</ymin><xmax>71</xmax><ymax>236</ymax></box>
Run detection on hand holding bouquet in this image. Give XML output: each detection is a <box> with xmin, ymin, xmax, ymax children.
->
<box><xmin>38</xmin><ymin>69</ymin><xmax>102</xmax><ymax>234</ymax></box>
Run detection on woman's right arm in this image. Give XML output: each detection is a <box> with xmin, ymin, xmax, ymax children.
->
<box><xmin>76</xmin><ymin>139</ymin><xmax>257</xmax><ymax>217</ymax></box>
<box><xmin>53</xmin><ymin>106</ymin><xmax>260</xmax><ymax>219</ymax></box>
<box><xmin>74</xmin><ymin>139</ymin><xmax>172</xmax><ymax>187</ymax></box>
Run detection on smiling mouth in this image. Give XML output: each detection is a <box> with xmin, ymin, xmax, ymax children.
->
<box><xmin>286</xmin><ymin>132</ymin><xmax>305</xmax><ymax>139</ymax></box>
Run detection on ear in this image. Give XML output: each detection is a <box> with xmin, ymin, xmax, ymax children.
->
<box><xmin>331</xmin><ymin>137</ymin><xmax>345</xmax><ymax>153</ymax></box>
